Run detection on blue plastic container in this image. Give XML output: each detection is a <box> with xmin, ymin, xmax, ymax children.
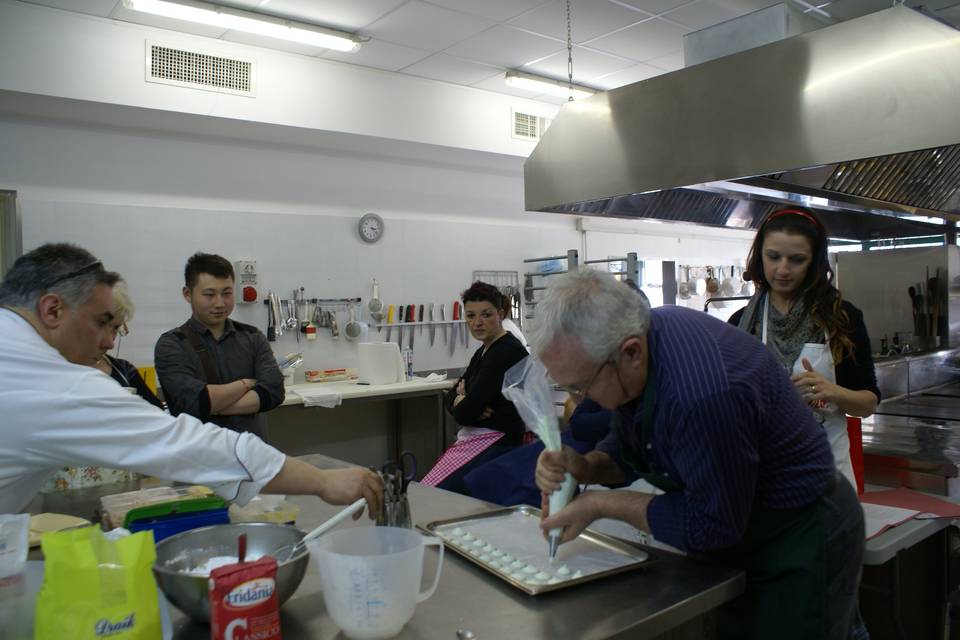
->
<box><xmin>128</xmin><ymin>507</ymin><xmax>230</xmax><ymax>542</ymax></box>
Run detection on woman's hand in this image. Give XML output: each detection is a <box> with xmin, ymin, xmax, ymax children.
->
<box><xmin>792</xmin><ymin>358</ymin><xmax>879</xmax><ymax>418</ymax></box>
<box><xmin>791</xmin><ymin>357</ymin><xmax>836</xmax><ymax>407</ymax></box>
<box><xmin>452</xmin><ymin>379</ymin><xmax>467</xmax><ymax>407</ymax></box>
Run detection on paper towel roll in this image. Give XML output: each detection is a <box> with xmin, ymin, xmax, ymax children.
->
<box><xmin>357</xmin><ymin>342</ymin><xmax>405</xmax><ymax>385</ymax></box>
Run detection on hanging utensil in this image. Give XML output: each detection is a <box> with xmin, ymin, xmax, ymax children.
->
<box><xmin>429</xmin><ymin>303</ymin><xmax>436</xmax><ymax>346</ymax></box>
<box><xmin>385</xmin><ymin>304</ymin><xmax>395</xmax><ymax>342</ymax></box>
<box><xmin>705</xmin><ymin>267</ymin><xmax>720</xmax><ymax>295</ymax></box>
<box><xmin>291</xmin><ymin>291</ymin><xmax>302</xmax><ymax>344</ymax></box>
<box><xmin>295</xmin><ymin>288</ymin><xmax>307</xmax><ymax>325</ymax></box>
<box><xmin>270</xmin><ymin>292</ymin><xmax>284</xmax><ymax>338</ymax></box>
<box><xmin>343</xmin><ymin>303</ymin><xmax>366</xmax><ymax>342</ymax></box>
<box><xmin>266</xmin><ymin>296</ymin><xmax>276</xmax><ymax>342</ymax></box>
<box><xmin>328</xmin><ymin>310</ymin><xmax>340</xmax><ymax>340</ymax></box>
<box><xmin>283</xmin><ymin>300</ymin><xmax>298</xmax><ymax>330</ymax></box>
<box><xmin>418</xmin><ymin>305</ymin><xmax>424</xmax><ymax>336</ymax></box>
<box><xmin>678</xmin><ymin>266</ymin><xmax>692</xmax><ymax>300</ymax></box>
<box><xmin>397</xmin><ymin>305</ymin><xmax>405</xmax><ymax>348</ymax></box>
<box><xmin>368</xmin><ymin>279</ymin><xmax>385</xmax><ymax>330</ymax></box>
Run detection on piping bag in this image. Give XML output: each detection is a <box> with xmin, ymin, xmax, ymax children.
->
<box><xmin>502</xmin><ymin>356</ymin><xmax>576</xmax><ymax>559</ymax></box>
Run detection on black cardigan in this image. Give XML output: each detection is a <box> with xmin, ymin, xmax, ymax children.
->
<box><xmin>105</xmin><ymin>355</ymin><xmax>165</xmax><ymax>409</ymax></box>
<box><xmin>729</xmin><ymin>300</ymin><xmax>881</xmax><ymax>402</ymax></box>
<box><xmin>445</xmin><ymin>332</ymin><xmax>528</xmax><ymax>446</ymax></box>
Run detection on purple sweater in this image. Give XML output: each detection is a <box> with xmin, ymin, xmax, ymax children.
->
<box><xmin>596</xmin><ymin>305</ymin><xmax>834</xmax><ymax>553</ymax></box>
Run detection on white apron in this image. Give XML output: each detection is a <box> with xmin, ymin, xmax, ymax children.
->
<box><xmin>762</xmin><ymin>297</ymin><xmax>855</xmax><ymax>487</ymax></box>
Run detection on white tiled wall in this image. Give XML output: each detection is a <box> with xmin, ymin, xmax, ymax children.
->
<box><xmin>5</xmin><ymin>116</ymin><xmax>755</xmax><ymax>375</ymax></box>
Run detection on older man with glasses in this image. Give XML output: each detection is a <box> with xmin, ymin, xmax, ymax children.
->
<box><xmin>0</xmin><ymin>243</ymin><xmax>382</xmax><ymax>518</ymax></box>
<box><xmin>532</xmin><ymin>268</ymin><xmax>864</xmax><ymax>640</ymax></box>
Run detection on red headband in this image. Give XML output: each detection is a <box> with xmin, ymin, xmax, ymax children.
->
<box><xmin>765</xmin><ymin>208</ymin><xmax>821</xmax><ymax>228</ymax></box>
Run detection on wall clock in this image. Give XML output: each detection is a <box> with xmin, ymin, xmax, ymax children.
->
<box><xmin>358</xmin><ymin>212</ymin><xmax>385</xmax><ymax>244</ymax></box>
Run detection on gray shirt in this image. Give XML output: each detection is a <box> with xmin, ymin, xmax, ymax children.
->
<box><xmin>154</xmin><ymin>317</ymin><xmax>285</xmax><ymax>437</ymax></box>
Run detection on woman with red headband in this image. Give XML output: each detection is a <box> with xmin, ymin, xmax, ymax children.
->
<box><xmin>730</xmin><ymin>207</ymin><xmax>880</xmax><ymax>489</ymax></box>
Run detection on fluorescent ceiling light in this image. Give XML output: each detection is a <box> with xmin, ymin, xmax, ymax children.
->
<box><xmin>505</xmin><ymin>70</ymin><xmax>596</xmax><ymax>100</ymax></box>
<box><xmin>123</xmin><ymin>0</ymin><xmax>361</xmax><ymax>52</ymax></box>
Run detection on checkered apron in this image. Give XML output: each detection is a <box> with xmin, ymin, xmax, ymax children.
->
<box><xmin>420</xmin><ymin>431</ymin><xmax>505</xmax><ymax>487</ymax></box>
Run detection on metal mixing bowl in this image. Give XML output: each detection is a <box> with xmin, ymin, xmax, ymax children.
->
<box><xmin>153</xmin><ymin>522</ymin><xmax>309</xmax><ymax>622</ymax></box>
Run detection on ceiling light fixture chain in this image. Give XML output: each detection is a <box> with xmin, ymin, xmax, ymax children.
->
<box><xmin>566</xmin><ymin>0</ymin><xmax>575</xmax><ymax>101</ymax></box>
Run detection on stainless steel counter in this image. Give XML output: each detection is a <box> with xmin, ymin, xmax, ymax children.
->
<box><xmin>862</xmin><ymin>385</ymin><xmax>960</xmax><ymax>496</ymax></box>
<box><xmin>164</xmin><ymin>454</ymin><xmax>745</xmax><ymax>640</ymax></box>
<box><xmin>874</xmin><ymin>395</ymin><xmax>960</xmax><ymax>423</ymax></box>
<box><xmin>22</xmin><ymin>454</ymin><xmax>955</xmax><ymax>638</ymax></box>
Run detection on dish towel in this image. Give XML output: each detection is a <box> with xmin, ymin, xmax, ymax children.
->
<box><xmin>293</xmin><ymin>388</ymin><xmax>343</xmax><ymax>408</ymax></box>
<box><xmin>412</xmin><ymin>372</ymin><xmax>448</xmax><ymax>382</ymax></box>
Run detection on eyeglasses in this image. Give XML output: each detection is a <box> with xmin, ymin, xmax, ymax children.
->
<box><xmin>110</xmin><ymin>323</ymin><xmax>129</xmax><ymax>338</ymax></box>
<box><xmin>41</xmin><ymin>261</ymin><xmax>104</xmax><ymax>289</ymax></box>
<box><xmin>555</xmin><ymin>349</ymin><xmax>619</xmax><ymax>397</ymax></box>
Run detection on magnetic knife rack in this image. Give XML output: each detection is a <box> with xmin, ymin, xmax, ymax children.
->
<box><xmin>262</xmin><ymin>297</ymin><xmax>361</xmax><ymax>307</ymax></box>
<box><xmin>371</xmin><ymin>320</ymin><xmax>466</xmax><ymax>327</ymax></box>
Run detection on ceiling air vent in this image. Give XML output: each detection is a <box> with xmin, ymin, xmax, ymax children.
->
<box><xmin>146</xmin><ymin>41</ymin><xmax>256</xmax><ymax>97</ymax></box>
<box><xmin>512</xmin><ymin>110</ymin><xmax>552</xmax><ymax>141</ymax></box>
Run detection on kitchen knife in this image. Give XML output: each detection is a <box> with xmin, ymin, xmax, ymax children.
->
<box><xmin>429</xmin><ymin>303</ymin><xmax>436</xmax><ymax>346</ymax></box>
<box><xmin>408</xmin><ymin>304</ymin><xmax>416</xmax><ymax>350</ymax></box>
<box><xmin>440</xmin><ymin>304</ymin><xmax>447</xmax><ymax>346</ymax></box>
<box><xmin>386</xmin><ymin>304</ymin><xmax>395</xmax><ymax>342</ymax></box>
<box><xmin>450</xmin><ymin>301</ymin><xmax>460</xmax><ymax>357</ymax></box>
<box><xmin>418</xmin><ymin>305</ymin><xmax>425</xmax><ymax>336</ymax></box>
<box><xmin>397</xmin><ymin>305</ymin><xmax>405</xmax><ymax>347</ymax></box>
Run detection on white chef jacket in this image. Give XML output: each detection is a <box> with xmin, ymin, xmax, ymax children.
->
<box><xmin>0</xmin><ymin>308</ymin><xmax>286</xmax><ymax>513</ymax></box>
<box><xmin>502</xmin><ymin>318</ymin><xmax>529</xmax><ymax>352</ymax></box>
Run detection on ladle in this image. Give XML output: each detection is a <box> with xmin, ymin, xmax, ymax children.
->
<box><xmin>271</xmin><ymin>498</ymin><xmax>366</xmax><ymax>562</ymax></box>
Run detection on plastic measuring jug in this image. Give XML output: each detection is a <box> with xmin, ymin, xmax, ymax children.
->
<box><xmin>308</xmin><ymin>527</ymin><xmax>443</xmax><ymax>639</ymax></box>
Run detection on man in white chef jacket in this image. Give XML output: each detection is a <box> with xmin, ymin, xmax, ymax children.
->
<box><xmin>0</xmin><ymin>243</ymin><xmax>382</xmax><ymax>516</ymax></box>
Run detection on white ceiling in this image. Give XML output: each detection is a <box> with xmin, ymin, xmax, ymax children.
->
<box><xmin>18</xmin><ymin>0</ymin><xmax>783</xmax><ymax>104</ymax></box>
<box><xmin>17</xmin><ymin>0</ymin><xmax>960</xmax><ymax>105</ymax></box>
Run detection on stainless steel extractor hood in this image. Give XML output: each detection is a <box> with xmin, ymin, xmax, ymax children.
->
<box><xmin>524</xmin><ymin>5</ymin><xmax>960</xmax><ymax>241</ymax></box>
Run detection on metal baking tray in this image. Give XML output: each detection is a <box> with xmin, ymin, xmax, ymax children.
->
<box><xmin>419</xmin><ymin>505</ymin><xmax>650</xmax><ymax>595</ymax></box>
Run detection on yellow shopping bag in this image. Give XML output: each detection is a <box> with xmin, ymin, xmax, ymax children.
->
<box><xmin>34</xmin><ymin>526</ymin><xmax>161</xmax><ymax>640</ymax></box>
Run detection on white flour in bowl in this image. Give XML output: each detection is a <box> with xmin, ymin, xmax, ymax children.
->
<box><xmin>181</xmin><ymin>556</ymin><xmax>238</xmax><ymax>576</ymax></box>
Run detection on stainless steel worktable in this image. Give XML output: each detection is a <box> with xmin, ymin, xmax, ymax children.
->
<box><xmin>163</xmin><ymin>454</ymin><xmax>745</xmax><ymax>640</ymax></box>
